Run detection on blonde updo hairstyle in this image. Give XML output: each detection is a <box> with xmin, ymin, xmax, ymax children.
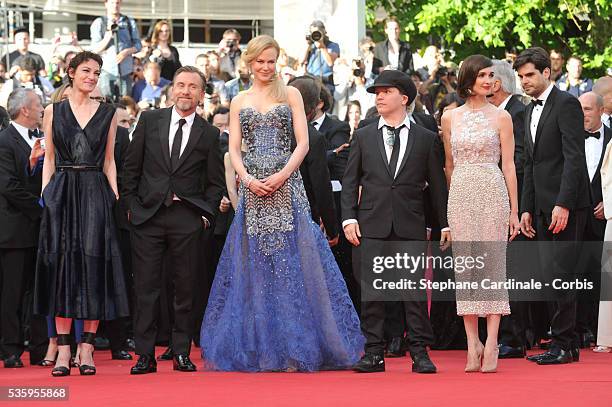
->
<box><xmin>242</xmin><ymin>35</ymin><xmax>287</xmax><ymax>103</ymax></box>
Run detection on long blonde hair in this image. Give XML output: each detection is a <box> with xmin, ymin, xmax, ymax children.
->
<box><xmin>242</xmin><ymin>35</ymin><xmax>287</xmax><ymax>103</ymax></box>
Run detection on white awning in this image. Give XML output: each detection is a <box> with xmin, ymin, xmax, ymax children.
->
<box><xmin>8</xmin><ymin>0</ymin><xmax>274</xmax><ymax>20</ymax></box>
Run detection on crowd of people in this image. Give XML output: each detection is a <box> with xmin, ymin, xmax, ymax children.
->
<box><xmin>0</xmin><ymin>0</ymin><xmax>612</xmax><ymax>378</ymax></box>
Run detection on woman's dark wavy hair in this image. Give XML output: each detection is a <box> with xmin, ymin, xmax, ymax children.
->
<box><xmin>67</xmin><ymin>51</ymin><xmax>103</xmax><ymax>86</ymax></box>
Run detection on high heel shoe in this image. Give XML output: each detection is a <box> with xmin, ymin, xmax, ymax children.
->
<box><xmin>481</xmin><ymin>346</ymin><xmax>499</xmax><ymax>373</ymax></box>
<box><xmin>465</xmin><ymin>342</ymin><xmax>484</xmax><ymax>373</ymax></box>
<box><xmin>51</xmin><ymin>334</ymin><xmax>72</xmax><ymax>377</ymax></box>
<box><xmin>78</xmin><ymin>332</ymin><xmax>96</xmax><ymax>376</ymax></box>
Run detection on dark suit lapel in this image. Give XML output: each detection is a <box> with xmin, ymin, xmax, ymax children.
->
<box><xmin>534</xmin><ymin>87</ymin><xmax>556</xmax><ymax>151</ymax></box>
<box><xmin>173</xmin><ymin>115</ymin><xmax>203</xmax><ymax>173</ymax></box>
<box><xmin>158</xmin><ymin>108</ymin><xmax>172</xmax><ymax>171</ymax></box>
<box><xmin>524</xmin><ymin>103</ymin><xmax>535</xmax><ymax>151</ymax></box>
<box><xmin>319</xmin><ymin>115</ymin><xmax>331</xmax><ymax>137</ymax></box>
<box><xmin>398</xmin><ymin>42</ymin><xmax>409</xmax><ymax>69</ymax></box>
<box><xmin>9</xmin><ymin>125</ymin><xmax>32</xmax><ymax>156</ymax></box>
<box><xmin>593</xmin><ymin>128</ymin><xmax>612</xmax><ymax>186</ymax></box>
<box><xmin>374</xmin><ymin>126</ymin><xmax>393</xmax><ymax>178</ymax></box>
<box><xmin>395</xmin><ymin>126</ymin><xmax>416</xmax><ymax>177</ymax></box>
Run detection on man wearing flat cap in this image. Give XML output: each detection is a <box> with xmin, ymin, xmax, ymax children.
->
<box><xmin>341</xmin><ymin>70</ymin><xmax>450</xmax><ymax>374</ymax></box>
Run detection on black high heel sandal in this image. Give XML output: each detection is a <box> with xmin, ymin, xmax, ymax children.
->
<box><xmin>78</xmin><ymin>332</ymin><xmax>96</xmax><ymax>376</ymax></box>
<box><xmin>51</xmin><ymin>334</ymin><xmax>72</xmax><ymax>377</ymax></box>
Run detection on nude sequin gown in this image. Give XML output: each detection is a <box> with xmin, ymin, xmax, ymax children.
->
<box><xmin>447</xmin><ymin>105</ymin><xmax>511</xmax><ymax>316</ymax></box>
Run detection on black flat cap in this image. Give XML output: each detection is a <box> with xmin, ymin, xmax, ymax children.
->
<box><xmin>366</xmin><ymin>70</ymin><xmax>417</xmax><ymax>103</ymax></box>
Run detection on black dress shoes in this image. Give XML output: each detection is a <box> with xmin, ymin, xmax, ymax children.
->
<box><xmin>410</xmin><ymin>351</ymin><xmax>436</xmax><ymax>374</ymax></box>
<box><xmin>157</xmin><ymin>347</ymin><xmax>174</xmax><ymax>361</ymax></box>
<box><xmin>173</xmin><ymin>354</ymin><xmax>197</xmax><ymax>372</ymax></box>
<box><xmin>570</xmin><ymin>347</ymin><xmax>580</xmax><ymax>362</ymax></box>
<box><xmin>498</xmin><ymin>344</ymin><xmax>526</xmax><ymax>359</ymax></box>
<box><xmin>385</xmin><ymin>337</ymin><xmax>406</xmax><ymax>358</ymax></box>
<box><xmin>130</xmin><ymin>354</ymin><xmax>157</xmax><ymax>374</ymax></box>
<box><xmin>535</xmin><ymin>349</ymin><xmax>573</xmax><ymax>365</ymax></box>
<box><xmin>353</xmin><ymin>353</ymin><xmax>385</xmax><ymax>373</ymax></box>
<box><xmin>3</xmin><ymin>355</ymin><xmax>24</xmax><ymax>368</ymax></box>
<box><xmin>111</xmin><ymin>350</ymin><xmax>133</xmax><ymax>360</ymax></box>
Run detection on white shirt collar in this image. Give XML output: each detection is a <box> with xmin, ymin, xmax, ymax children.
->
<box><xmin>498</xmin><ymin>94</ymin><xmax>513</xmax><ymax>111</ymax></box>
<box><xmin>535</xmin><ymin>83</ymin><xmax>554</xmax><ymax>105</ymax></box>
<box><xmin>312</xmin><ymin>112</ymin><xmax>326</xmax><ymax>127</ymax></box>
<box><xmin>377</xmin><ymin>113</ymin><xmax>412</xmax><ymax>131</ymax></box>
<box><xmin>11</xmin><ymin>121</ymin><xmax>31</xmax><ymax>138</ymax></box>
<box><xmin>603</xmin><ymin>112</ymin><xmax>610</xmax><ymax>127</ymax></box>
<box><xmin>171</xmin><ymin>107</ymin><xmax>196</xmax><ymax>126</ymax></box>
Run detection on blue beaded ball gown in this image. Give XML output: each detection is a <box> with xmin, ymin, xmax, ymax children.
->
<box><xmin>200</xmin><ymin>104</ymin><xmax>364</xmax><ymax>372</ymax></box>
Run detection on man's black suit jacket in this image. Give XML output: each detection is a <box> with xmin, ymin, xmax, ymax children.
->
<box><xmin>114</xmin><ymin>126</ymin><xmax>131</xmax><ymax>231</ymax></box>
<box><xmin>0</xmin><ymin>124</ymin><xmax>42</xmax><ymax>248</ymax></box>
<box><xmin>291</xmin><ymin>124</ymin><xmax>338</xmax><ymax>238</ymax></box>
<box><xmin>504</xmin><ymin>95</ymin><xmax>526</xmax><ymax>200</ymax></box>
<box><xmin>121</xmin><ymin>108</ymin><xmax>225</xmax><ymax>226</ymax></box>
<box><xmin>587</xmin><ymin>125</ymin><xmax>612</xmax><ymax>240</ymax></box>
<box><xmin>372</xmin><ymin>40</ymin><xmax>414</xmax><ymax>74</ymax></box>
<box><xmin>522</xmin><ymin>86</ymin><xmax>591</xmax><ymax>216</ymax></box>
<box><xmin>318</xmin><ymin>114</ymin><xmax>350</xmax><ymax>181</ymax></box>
<box><xmin>341</xmin><ymin>120</ymin><xmax>448</xmax><ymax>240</ymax></box>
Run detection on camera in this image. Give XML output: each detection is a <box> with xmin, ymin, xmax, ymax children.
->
<box><xmin>225</xmin><ymin>39</ymin><xmax>235</xmax><ymax>49</ymax></box>
<box><xmin>306</xmin><ymin>30</ymin><xmax>323</xmax><ymax>43</ymax></box>
<box><xmin>352</xmin><ymin>68</ymin><xmax>363</xmax><ymax>77</ymax></box>
<box><xmin>205</xmin><ymin>82</ymin><xmax>214</xmax><ymax>96</ymax></box>
<box><xmin>435</xmin><ymin>66</ymin><xmax>448</xmax><ymax>80</ymax></box>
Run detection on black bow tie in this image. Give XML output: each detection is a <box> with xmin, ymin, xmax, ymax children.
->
<box><xmin>28</xmin><ymin>129</ymin><xmax>40</xmax><ymax>139</ymax></box>
<box><xmin>585</xmin><ymin>130</ymin><xmax>600</xmax><ymax>140</ymax></box>
<box><xmin>531</xmin><ymin>99</ymin><xmax>543</xmax><ymax>107</ymax></box>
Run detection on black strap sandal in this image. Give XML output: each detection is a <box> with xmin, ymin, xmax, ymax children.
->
<box><xmin>78</xmin><ymin>332</ymin><xmax>97</xmax><ymax>376</ymax></box>
<box><xmin>51</xmin><ymin>334</ymin><xmax>72</xmax><ymax>377</ymax></box>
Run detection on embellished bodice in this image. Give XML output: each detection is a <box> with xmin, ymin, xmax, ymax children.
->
<box><xmin>450</xmin><ymin>105</ymin><xmax>501</xmax><ymax>166</ymax></box>
<box><xmin>239</xmin><ymin>104</ymin><xmax>293</xmax><ymax>178</ymax></box>
<box><xmin>238</xmin><ymin>104</ymin><xmax>310</xmax><ymax>255</ymax></box>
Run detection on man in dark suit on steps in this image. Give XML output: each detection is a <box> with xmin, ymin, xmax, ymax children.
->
<box><xmin>0</xmin><ymin>88</ymin><xmax>45</xmax><ymax>368</ymax></box>
<box><xmin>122</xmin><ymin>66</ymin><xmax>225</xmax><ymax>374</ymax></box>
<box><xmin>342</xmin><ymin>70</ymin><xmax>449</xmax><ymax>374</ymax></box>
<box><xmin>515</xmin><ymin>47</ymin><xmax>590</xmax><ymax>365</ymax></box>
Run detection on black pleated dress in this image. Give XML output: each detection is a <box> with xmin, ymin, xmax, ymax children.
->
<box><xmin>34</xmin><ymin>100</ymin><xmax>129</xmax><ymax>320</ymax></box>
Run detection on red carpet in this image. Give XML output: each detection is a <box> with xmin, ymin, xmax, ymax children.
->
<box><xmin>1</xmin><ymin>348</ymin><xmax>611</xmax><ymax>406</ymax></box>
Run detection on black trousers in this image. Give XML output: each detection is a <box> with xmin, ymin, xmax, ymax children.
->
<box><xmin>332</xmin><ymin>191</ymin><xmax>359</xmax><ymax>312</ymax></box>
<box><xmin>132</xmin><ymin>202</ymin><xmax>205</xmax><ymax>356</ymax></box>
<box><xmin>534</xmin><ymin>207</ymin><xmax>587</xmax><ymax>351</ymax></box>
<box><xmin>0</xmin><ymin>247</ymin><xmax>36</xmax><ymax>357</ymax></box>
<box><xmin>353</xmin><ymin>231</ymin><xmax>434</xmax><ymax>356</ymax></box>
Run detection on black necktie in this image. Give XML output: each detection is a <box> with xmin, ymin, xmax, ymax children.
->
<box><xmin>387</xmin><ymin>125</ymin><xmax>404</xmax><ymax>177</ymax></box>
<box><xmin>170</xmin><ymin>118</ymin><xmax>186</xmax><ymax>171</ymax></box>
<box><xmin>531</xmin><ymin>99</ymin><xmax>543</xmax><ymax>107</ymax></box>
<box><xmin>585</xmin><ymin>130</ymin><xmax>601</xmax><ymax>140</ymax></box>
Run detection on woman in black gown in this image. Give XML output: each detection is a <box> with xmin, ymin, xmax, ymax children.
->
<box><xmin>34</xmin><ymin>51</ymin><xmax>129</xmax><ymax>376</ymax></box>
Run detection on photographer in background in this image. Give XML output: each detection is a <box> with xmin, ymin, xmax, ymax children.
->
<box><xmin>419</xmin><ymin>60</ymin><xmax>457</xmax><ymax>116</ymax></box>
<box><xmin>147</xmin><ymin>20</ymin><xmax>181</xmax><ymax>81</ymax></box>
<box><xmin>131</xmin><ymin>61</ymin><xmax>170</xmax><ymax>107</ymax></box>
<box><xmin>90</xmin><ymin>0</ymin><xmax>142</xmax><ymax>101</ymax></box>
<box><xmin>195</xmin><ymin>53</ymin><xmax>229</xmax><ymax>107</ymax></box>
<box><xmin>217</xmin><ymin>29</ymin><xmax>242</xmax><ymax>82</ymax></box>
<box><xmin>334</xmin><ymin>57</ymin><xmax>374</xmax><ymax>121</ymax></box>
<box><xmin>225</xmin><ymin>58</ymin><xmax>252</xmax><ymax>101</ymax></box>
<box><xmin>359</xmin><ymin>36</ymin><xmax>376</xmax><ymax>80</ymax></box>
<box><xmin>301</xmin><ymin>20</ymin><xmax>339</xmax><ymax>93</ymax></box>
<box><xmin>0</xmin><ymin>56</ymin><xmax>52</xmax><ymax>107</ymax></box>
<box><xmin>372</xmin><ymin>17</ymin><xmax>414</xmax><ymax>74</ymax></box>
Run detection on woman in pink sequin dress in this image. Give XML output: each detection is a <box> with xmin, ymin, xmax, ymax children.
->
<box><xmin>441</xmin><ymin>56</ymin><xmax>520</xmax><ymax>373</ymax></box>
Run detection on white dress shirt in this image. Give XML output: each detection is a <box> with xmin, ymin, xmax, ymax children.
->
<box><xmin>168</xmin><ymin>107</ymin><xmax>196</xmax><ymax>158</ymax></box>
<box><xmin>497</xmin><ymin>94</ymin><xmax>513</xmax><ymax>111</ymax></box>
<box><xmin>377</xmin><ymin>114</ymin><xmax>411</xmax><ymax>178</ymax></box>
<box><xmin>585</xmin><ymin>125</ymin><xmax>605</xmax><ymax>182</ymax></box>
<box><xmin>387</xmin><ymin>48</ymin><xmax>399</xmax><ymax>70</ymax></box>
<box><xmin>11</xmin><ymin>121</ymin><xmax>36</xmax><ymax>149</ymax></box>
<box><xmin>529</xmin><ymin>83</ymin><xmax>555</xmax><ymax>143</ymax></box>
<box><xmin>311</xmin><ymin>112</ymin><xmax>326</xmax><ymax>131</ymax></box>
<box><xmin>603</xmin><ymin>112</ymin><xmax>611</xmax><ymax>129</ymax></box>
